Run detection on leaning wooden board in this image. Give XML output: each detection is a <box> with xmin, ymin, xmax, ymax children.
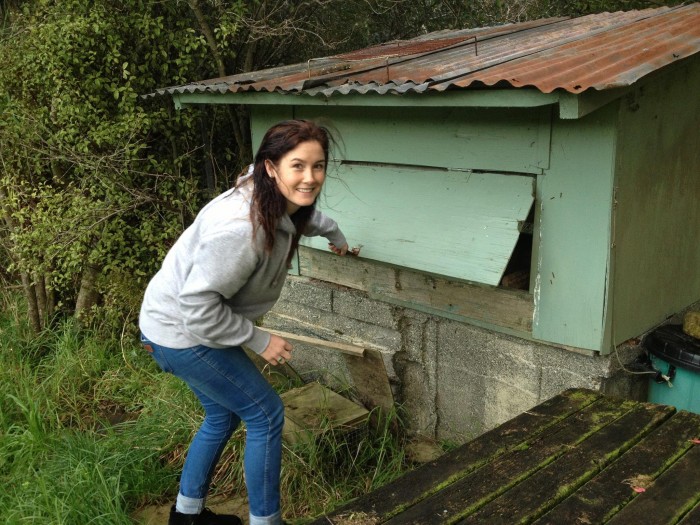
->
<box><xmin>267</xmin><ymin>329</ymin><xmax>365</xmax><ymax>356</ymax></box>
<box><xmin>310</xmin><ymin>389</ymin><xmax>700</xmax><ymax>524</ymax></box>
<box><xmin>266</xmin><ymin>328</ymin><xmax>395</xmax><ymax>414</ymax></box>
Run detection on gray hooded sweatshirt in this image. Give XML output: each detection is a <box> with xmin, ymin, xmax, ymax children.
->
<box><xmin>139</xmin><ymin>176</ymin><xmax>346</xmax><ymax>354</ymax></box>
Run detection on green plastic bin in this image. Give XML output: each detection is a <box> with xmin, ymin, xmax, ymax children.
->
<box><xmin>645</xmin><ymin>324</ymin><xmax>700</xmax><ymax>414</ymax></box>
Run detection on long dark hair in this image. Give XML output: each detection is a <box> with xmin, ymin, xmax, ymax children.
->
<box><xmin>248</xmin><ymin>119</ymin><xmax>333</xmax><ymax>261</ymax></box>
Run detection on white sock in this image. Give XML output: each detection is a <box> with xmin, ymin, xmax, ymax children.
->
<box><xmin>175</xmin><ymin>493</ymin><xmax>205</xmax><ymax>514</ymax></box>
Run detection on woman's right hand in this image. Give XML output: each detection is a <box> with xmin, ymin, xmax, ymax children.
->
<box><xmin>261</xmin><ymin>334</ymin><xmax>293</xmax><ymax>366</ymax></box>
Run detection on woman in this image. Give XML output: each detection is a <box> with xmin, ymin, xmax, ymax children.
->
<box><xmin>139</xmin><ymin>120</ymin><xmax>349</xmax><ymax>525</ymax></box>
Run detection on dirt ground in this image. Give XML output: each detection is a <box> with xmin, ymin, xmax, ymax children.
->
<box><xmin>133</xmin><ymin>495</ymin><xmax>250</xmax><ymax>525</ymax></box>
<box><xmin>131</xmin><ymin>436</ymin><xmax>443</xmax><ymax>524</ymax></box>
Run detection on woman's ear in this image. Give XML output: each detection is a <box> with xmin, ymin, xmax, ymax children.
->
<box><xmin>264</xmin><ymin>160</ymin><xmax>276</xmax><ymax>178</ymax></box>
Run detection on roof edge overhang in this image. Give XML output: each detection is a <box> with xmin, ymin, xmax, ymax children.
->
<box><xmin>170</xmin><ymin>88</ymin><xmax>556</xmax><ymax>109</ymax></box>
<box><xmin>169</xmin><ymin>86</ymin><xmax>632</xmax><ymax>120</ymax></box>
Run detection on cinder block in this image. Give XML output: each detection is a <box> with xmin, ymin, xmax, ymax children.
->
<box><xmin>436</xmin><ymin>319</ymin><xmax>544</xmax><ymax>438</ymax></box>
<box><xmin>482</xmin><ymin>380</ymin><xmax>539</xmax><ymax>431</ymax></box>
<box><xmin>332</xmin><ymin>290</ymin><xmax>400</xmax><ymax>330</ymax></box>
<box><xmin>279</xmin><ymin>276</ymin><xmax>333</xmax><ymax>311</ymax></box>
<box><xmin>400</xmin><ymin>310</ymin><xmax>437</xmax><ymax>363</ymax></box>
<box><xmin>436</xmin><ymin>375</ymin><xmax>488</xmax><ymax>441</ymax></box>
<box><xmin>539</xmin><ymin>364</ymin><xmax>601</xmax><ymax>402</ymax></box>
<box><xmin>271</xmin><ymin>280</ymin><xmax>650</xmax><ymax>443</ymax></box>
<box><xmin>398</xmin><ymin>361</ymin><xmax>438</xmax><ymax>436</ymax></box>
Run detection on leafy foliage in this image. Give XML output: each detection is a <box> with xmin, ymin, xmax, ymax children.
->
<box><xmin>356</xmin><ymin>0</ymin><xmax>687</xmax><ymax>40</ymax></box>
<box><xmin>0</xmin><ymin>0</ymin><xmax>231</xmax><ymax>327</ymax></box>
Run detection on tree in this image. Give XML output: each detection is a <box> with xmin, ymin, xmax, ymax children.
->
<box><xmin>358</xmin><ymin>0</ymin><xmax>686</xmax><ymax>39</ymax></box>
<box><xmin>0</xmin><ymin>0</ymin><xmax>215</xmax><ymax>330</ymax></box>
<box><xmin>0</xmin><ymin>0</ymin><xmax>374</xmax><ymax>331</ymax></box>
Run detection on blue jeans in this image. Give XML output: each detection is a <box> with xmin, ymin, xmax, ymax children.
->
<box><xmin>141</xmin><ymin>334</ymin><xmax>284</xmax><ymax>524</ymax></box>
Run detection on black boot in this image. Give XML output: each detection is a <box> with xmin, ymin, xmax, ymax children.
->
<box><xmin>168</xmin><ymin>505</ymin><xmax>243</xmax><ymax>525</ymax></box>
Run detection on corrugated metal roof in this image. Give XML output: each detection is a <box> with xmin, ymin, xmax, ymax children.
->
<box><xmin>150</xmin><ymin>4</ymin><xmax>700</xmax><ymax>99</ymax></box>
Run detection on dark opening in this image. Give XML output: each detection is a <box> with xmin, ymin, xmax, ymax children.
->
<box><xmin>499</xmin><ymin>203</ymin><xmax>534</xmax><ymax>291</ymax></box>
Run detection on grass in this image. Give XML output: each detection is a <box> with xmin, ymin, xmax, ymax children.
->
<box><xmin>0</xmin><ymin>293</ymin><xmax>412</xmax><ymax>524</ymax></box>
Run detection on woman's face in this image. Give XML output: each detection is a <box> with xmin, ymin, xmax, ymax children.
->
<box><xmin>265</xmin><ymin>140</ymin><xmax>326</xmax><ymax>215</ymax></box>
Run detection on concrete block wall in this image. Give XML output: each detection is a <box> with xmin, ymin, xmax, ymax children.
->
<box><xmin>264</xmin><ymin>276</ymin><xmax>648</xmax><ymax>443</ymax></box>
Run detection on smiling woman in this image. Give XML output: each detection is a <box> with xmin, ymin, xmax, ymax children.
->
<box><xmin>265</xmin><ymin>141</ymin><xmax>327</xmax><ymax>214</ymax></box>
<box><xmin>139</xmin><ymin>120</ymin><xmax>351</xmax><ymax>525</ymax></box>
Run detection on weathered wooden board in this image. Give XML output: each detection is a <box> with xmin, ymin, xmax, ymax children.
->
<box><xmin>609</xmin><ymin>62</ymin><xmax>700</xmax><ymax>345</ymax></box>
<box><xmin>382</xmin><ymin>396</ymin><xmax>634</xmax><ymax>525</ymax></box>
<box><xmin>281</xmin><ymin>382</ymin><xmax>368</xmax><ymax>445</ymax></box>
<box><xmin>309</xmin><ymin>389</ymin><xmax>600</xmax><ymax>525</ymax></box>
<box><xmin>534</xmin><ymin>410</ymin><xmax>700</xmax><ymax>525</ymax></box>
<box><xmin>263</xmin><ymin>324</ymin><xmax>393</xmax><ymax>412</ymax></box>
<box><xmin>678</xmin><ymin>496</ymin><xmax>700</xmax><ymax>524</ymax></box>
<box><xmin>606</xmin><ymin>445</ymin><xmax>700</xmax><ymax>524</ymax></box>
<box><xmin>533</xmin><ymin>104</ymin><xmax>617</xmax><ymax>352</ymax></box>
<box><xmin>303</xmin><ymin>163</ymin><xmax>534</xmax><ymax>286</ymax></box>
<box><xmin>295</xmin><ymin>105</ymin><xmax>550</xmax><ymax>175</ymax></box>
<box><xmin>312</xmin><ymin>389</ymin><xmax>700</xmax><ymax>525</ymax></box>
<box><xmin>457</xmin><ymin>402</ymin><xmax>674</xmax><ymax>524</ymax></box>
<box><xmin>342</xmin><ymin>348</ymin><xmax>394</xmax><ymax>414</ymax></box>
<box><xmin>266</xmin><ymin>328</ymin><xmax>365</xmax><ymax>356</ymax></box>
<box><xmin>298</xmin><ymin>246</ymin><xmax>533</xmax><ymax>335</ymax></box>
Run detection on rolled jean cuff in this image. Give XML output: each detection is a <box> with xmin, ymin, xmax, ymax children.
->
<box><xmin>249</xmin><ymin>509</ymin><xmax>281</xmax><ymax>525</ymax></box>
<box><xmin>176</xmin><ymin>493</ymin><xmax>205</xmax><ymax>514</ymax></box>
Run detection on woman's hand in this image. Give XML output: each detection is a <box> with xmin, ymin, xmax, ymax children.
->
<box><xmin>328</xmin><ymin>242</ymin><xmax>349</xmax><ymax>256</ymax></box>
<box><xmin>261</xmin><ymin>334</ymin><xmax>293</xmax><ymax>366</ymax></box>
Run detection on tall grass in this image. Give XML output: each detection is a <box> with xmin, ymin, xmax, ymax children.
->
<box><xmin>0</xmin><ymin>299</ymin><xmax>183</xmax><ymax>524</ymax></box>
<box><xmin>0</xmin><ymin>293</ymin><xmax>411</xmax><ymax>524</ymax></box>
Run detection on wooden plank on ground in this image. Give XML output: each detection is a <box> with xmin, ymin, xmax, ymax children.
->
<box><xmin>606</xmin><ymin>445</ymin><xmax>700</xmax><ymax>524</ymax></box>
<box><xmin>281</xmin><ymin>382</ymin><xmax>369</xmax><ymax>445</ymax></box>
<box><xmin>298</xmin><ymin>246</ymin><xmax>533</xmax><ymax>334</ymax></box>
<box><xmin>381</xmin><ymin>396</ymin><xmax>634</xmax><ymax>525</ymax></box>
<box><xmin>534</xmin><ymin>410</ymin><xmax>700</xmax><ymax>525</ymax></box>
<box><xmin>457</xmin><ymin>402</ymin><xmax>675</xmax><ymax>524</ymax></box>
<box><xmin>308</xmin><ymin>389</ymin><xmax>599</xmax><ymax>525</ymax></box>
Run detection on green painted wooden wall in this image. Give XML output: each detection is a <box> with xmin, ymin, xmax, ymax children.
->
<box><xmin>610</xmin><ymin>58</ymin><xmax>700</xmax><ymax>346</ymax></box>
<box><xmin>532</xmin><ymin>104</ymin><xmax>617</xmax><ymax>352</ymax></box>
<box><xmin>295</xmin><ymin>105</ymin><xmax>551</xmax><ymax>174</ymax></box>
<box><xmin>253</xmin><ymin>105</ymin><xmax>545</xmax><ymax>287</ymax></box>
<box><xmin>250</xmin><ymin>103</ymin><xmax>615</xmax><ymax>351</ymax></box>
<box><xmin>250</xmin><ymin>105</ymin><xmax>294</xmax><ymax>150</ymax></box>
<box><xmin>247</xmin><ymin>60</ymin><xmax>700</xmax><ymax>354</ymax></box>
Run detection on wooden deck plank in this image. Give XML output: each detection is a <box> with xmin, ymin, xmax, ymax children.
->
<box><xmin>457</xmin><ymin>402</ymin><xmax>675</xmax><ymax>524</ymax></box>
<box><xmin>605</xmin><ymin>445</ymin><xmax>700</xmax><ymax>524</ymax></box>
<box><xmin>308</xmin><ymin>389</ymin><xmax>600</xmax><ymax>524</ymax></box>
<box><xmin>380</xmin><ymin>396</ymin><xmax>633</xmax><ymax>525</ymax></box>
<box><xmin>534</xmin><ymin>410</ymin><xmax>700</xmax><ymax>525</ymax></box>
<box><xmin>677</xmin><ymin>498</ymin><xmax>700</xmax><ymax>524</ymax></box>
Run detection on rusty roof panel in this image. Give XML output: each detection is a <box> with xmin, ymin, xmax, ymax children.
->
<box><xmin>443</xmin><ymin>6</ymin><xmax>700</xmax><ymax>93</ymax></box>
<box><xmin>333</xmin><ymin>17</ymin><xmax>566</xmax><ymax>61</ymax></box>
<box><xmin>148</xmin><ymin>4</ymin><xmax>700</xmax><ymax>99</ymax></box>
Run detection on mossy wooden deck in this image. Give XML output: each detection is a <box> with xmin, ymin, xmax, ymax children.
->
<box><xmin>311</xmin><ymin>389</ymin><xmax>700</xmax><ymax>524</ymax></box>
